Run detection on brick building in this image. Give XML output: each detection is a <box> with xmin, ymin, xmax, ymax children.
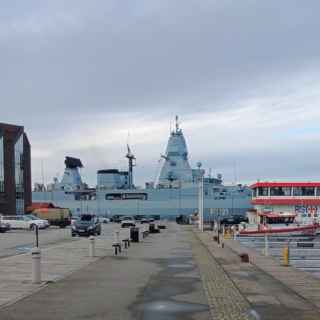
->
<box><xmin>0</xmin><ymin>123</ymin><xmax>31</xmax><ymax>215</ymax></box>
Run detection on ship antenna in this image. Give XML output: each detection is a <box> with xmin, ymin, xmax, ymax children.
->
<box><xmin>175</xmin><ymin>115</ymin><xmax>179</xmax><ymax>133</ymax></box>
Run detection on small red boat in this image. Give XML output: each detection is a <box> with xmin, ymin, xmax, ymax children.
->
<box><xmin>239</xmin><ymin>211</ymin><xmax>320</xmax><ymax>237</ymax></box>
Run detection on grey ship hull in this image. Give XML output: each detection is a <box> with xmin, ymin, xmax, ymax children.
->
<box><xmin>33</xmin><ymin>186</ymin><xmax>251</xmax><ymax>218</ymax></box>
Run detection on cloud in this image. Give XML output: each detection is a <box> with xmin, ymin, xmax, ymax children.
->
<box><xmin>1</xmin><ymin>1</ymin><xmax>320</xmax><ymax>186</ymax></box>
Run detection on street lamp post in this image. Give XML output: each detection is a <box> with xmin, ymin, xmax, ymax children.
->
<box><xmin>198</xmin><ymin>173</ymin><xmax>204</xmax><ymax>232</ymax></box>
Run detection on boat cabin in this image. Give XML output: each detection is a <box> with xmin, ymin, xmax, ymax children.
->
<box><xmin>257</xmin><ymin>212</ymin><xmax>296</xmax><ymax>225</ymax></box>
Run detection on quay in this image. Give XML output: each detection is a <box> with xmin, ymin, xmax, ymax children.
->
<box><xmin>0</xmin><ymin>224</ymin><xmax>320</xmax><ymax>319</ymax></box>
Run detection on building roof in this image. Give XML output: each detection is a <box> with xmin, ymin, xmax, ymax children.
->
<box><xmin>252</xmin><ymin>199</ymin><xmax>320</xmax><ymax>206</ymax></box>
<box><xmin>251</xmin><ymin>182</ymin><xmax>320</xmax><ymax>188</ymax></box>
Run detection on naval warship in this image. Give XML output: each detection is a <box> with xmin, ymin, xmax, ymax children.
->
<box><xmin>33</xmin><ymin>117</ymin><xmax>252</xmax><ymax>219</ymax></box>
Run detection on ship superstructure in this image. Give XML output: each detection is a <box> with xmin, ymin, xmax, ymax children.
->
<box><xmin>33</xmin><ymin>117</ymin><xmax>252</xmax><ymax>218</ymax></box>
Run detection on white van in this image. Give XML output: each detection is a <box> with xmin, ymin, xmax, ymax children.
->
<box><xmin>0</xmin><ymin>215</ymin><xmax>49</xmax><ymax>230</ymax></box>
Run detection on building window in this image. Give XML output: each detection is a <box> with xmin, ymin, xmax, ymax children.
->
<box><xmin>0</xmin><ymin>135</ymin><xmax>4</xmax><ymax>193</ymax></box>
<box><xmin>257</xmin><ymin>187</ymin><xmax>268</xmax><ymax>196</ymax></box>
<box><xmin>270</xmin><ymin>187</ymin><xmax>291</xmax><ymax>196</ymax></box>
<box><xmin>15</xmin><ymin>134</ymin><xmax>24</xmax><ymax>214</ymax></box>
<box><xmin>293</xmin><ymin>187</ymin><xmax>315</xmax><ymax>196</ymax></box>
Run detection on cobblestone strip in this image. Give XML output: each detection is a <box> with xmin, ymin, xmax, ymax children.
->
<box><xmin>191</xmin><ymin>231</ymin><xmax>252</xmax><ymax>320</ymax></box>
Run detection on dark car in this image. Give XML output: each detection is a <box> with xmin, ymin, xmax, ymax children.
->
<box><xmin>0</xmin><ymin>221</ymin><xmax>10</xmax><ymax>233</ymax></box>
<box><xmin>71</xmin><ymin>214</ymin><xmax>101</xmax><ymax>237</ymax></box>
<box><xmin>150</xmin><ymin>214</ymin><xmax>161</xmax><ymax>221</ymax></box>
<box><xmin>111</xmin><ymin>214</ymin><xmax>124</xmax><ymax>223</ymax></box>
<box><xmin>220</xmin><ymin>215</ymin><xmax>248</xmax><ymax>226</ymax></box>
<box><xmin>134</xmin><ymin>215</ymin><xmax>146</xmax><ymax>221</ymax></box>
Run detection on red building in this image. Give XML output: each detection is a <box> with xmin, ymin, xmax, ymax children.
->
<box><xmin>251</xmin><ymin>181</ymin><xmax>320</xmax><ymax>222</ymax></box>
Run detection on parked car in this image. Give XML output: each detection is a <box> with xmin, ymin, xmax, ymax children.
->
<box><xmin>121</xmin><ymin>216</ymin><xmax>136</xmax><ymax>228</ymax></box>
<box><xmin>71</xmin><ymin>214</ymin><xmax>101</xmax><ymax>237</ymax></box>
<box><xmin>100</xmin><ymin>217</ymin><xmax>110</xmax><ymax>224</ymax></box>
<box><xmin>220</xmin><ymin>215</ymin><xmax>248</xmax><ymax>226</ymax></box>
<box><xmin>134</xmin><ymin>215</ymin><xmax>146</xmax><ymax>221</ymax></box>
<box><xmin>150</xmin><ymin>214</ymin><xmax>161</xmax><ymax>221</ymax></box>
<box><xmin>111</xmin><ymin>215</ymin><xmax>124</xmax><ymax>223</ymax></box>
<box><xmin>26</xmin><ymin>214</ymin><xmax>50</xmax><ymax>228</ymax></box>
<box><xmin>140</xmin><ymin>218</ymin><xmax>149</xmax><ymax>224</ymax></box>
<box><xmin>0</xmin><ymin>215</ymin><xmax>49</xmax><ymax>230</ymax></box>
<box><xmin>0</xmin><ymin>220</ymin><xmax>10</xmax><ymax>233</ymax></box>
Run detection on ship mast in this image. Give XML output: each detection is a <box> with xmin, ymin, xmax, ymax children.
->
<box><xmin>126</xmin><ymin>144</ymin><xmax>136</xmax><ymax>189</ymax></box>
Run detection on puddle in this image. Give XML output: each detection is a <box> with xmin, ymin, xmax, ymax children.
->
<box><xmin>15</xmin><ymin>245</ymin><xmax>33</xmax><ymax>253</ymax></box>
<box><xmin>168</xmin><ymin>263</ymin><xmax>194</xmax><ymax>269</ymax></box>
<box><xmin>247</xmin><ymin>309</ymin><xmax>261</xmax><ymax>320</ymax></box>
<box><xmin>140</xmin><ymin>300</ymin><xmax>208</xmax><ymax>319</ymax></box>
<box><xmin>231</xmin><ymin>271</ymin><xmax>250</xmax><ymax>277</ymax></box>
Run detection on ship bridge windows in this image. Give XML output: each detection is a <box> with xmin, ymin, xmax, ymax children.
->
<box><xmin>167</xmin><ymin>151</ymin><xmax>180</xmax><ymax>157</ymax></box>
<box><xmin>270</xmin><ymin>187</ymin><xmax>291</xmax><ymax>196</ymax></box>
<box><xmin>293</xmin><ymin>187</ymin><xmax>315</xmax><ymax>196</ymax></box>
<box><xmin>257</xmin><ymin>187</ymin><xmax>268</xmax><ymax>196</ymax></box>
<box><xmin>105</xmin><ymin>193</ymin><xmax>148</xmax><ymax>200</ymax></box>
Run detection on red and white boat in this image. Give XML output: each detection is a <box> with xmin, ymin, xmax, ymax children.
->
<box><xmin>239</xmin><ymin>211</ymin><xmax>320</xmax><ymax>237</ymax></box>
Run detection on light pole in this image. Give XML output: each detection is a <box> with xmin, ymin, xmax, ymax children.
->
<box><xmin>198</xmin><ymin>173</ymin><xmax>204</xmax><ymax>232</ymax></box>
<box><xmin>178</xmin><ymin>180</ymin><xmax>182</xmax><ymax>216</ymax></box>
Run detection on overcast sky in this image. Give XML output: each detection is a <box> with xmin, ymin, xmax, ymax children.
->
<box><xmin>1</xmin><ymin>0</ymin><xmax>320</xmax><ymax>187</ymax></box>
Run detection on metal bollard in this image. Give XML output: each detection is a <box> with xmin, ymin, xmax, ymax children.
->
<box><xmin>89</xmin><ymin>236</ymin><xmax>95</xmax><ymax>257</ymax></box>
<box><xmin>264</xmin><ymin>233</ymin><xmax>269</xmax><ymax>256</ymax></box>
<box><xmin>283</xmin><ymin>243</ymin><xmax>290</xmax><ymax>267</ymax></box>
<box><xmin>31</xmin><ymin>247</ymin><xmax>41</xmax><ymax>284</ymax></box>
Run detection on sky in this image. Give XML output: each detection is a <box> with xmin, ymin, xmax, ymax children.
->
<box><xmin>1</xmin><ymin>0</ymin><xmax>320</xmax><ymax>187</ymax></box>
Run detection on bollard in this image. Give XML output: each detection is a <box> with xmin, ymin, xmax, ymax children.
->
<box><xmin>283</xmin><ymin>243</ymin><xmax>290</xmax><ymax>267</ymax></box>
<box><xmin>31</xmin><ymin>247</ymin><xmax>41</xmax><ymax>284</ymax></box>
<box><xmin>113</xmin><ymin>230</ymin><xmax>121</xmax><ymax>255</ymax></box>
<box><xmin>89</xmin><ymin>236</ymin><xmax>95</xmax><ymax>257</ymax></box>
<box><xmin>114</xmin><ymin>230</ymin><xmax>120</xmax><ymax>244</ymax></box>
<box><xmin>233</xmin><ymin>230</ymin><xmax>238</xmax><ymax>240</ymax></box>
<box><xmin>264</xmin><ymin>233</ymin><xmax>269</xmax><ymax>256</ymax></box>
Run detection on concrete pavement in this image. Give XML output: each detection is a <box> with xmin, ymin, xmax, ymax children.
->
<box><xmin>196</xmin><ymin>230</ymin><xmax>320</xmax><ymax>320</ymax></box>
<box><xmin>2</xmin><ymin>224</ymin><xmax>320</xmax><ymax>319</ymax></box>
<box><xmin>0</xmin><ymin>223</ymin><xmax>211</xmax><ymax>320</ymax></box>
<box><xmin>0</xmin><ymin>224</ymin><xmax>127</xmax><ymax>308</ymax></box>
